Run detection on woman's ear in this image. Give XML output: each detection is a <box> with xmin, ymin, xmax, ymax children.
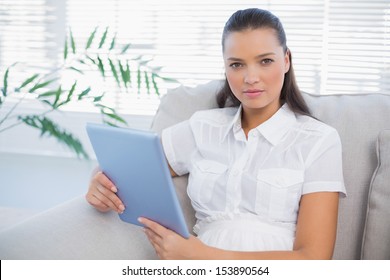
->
<box><xmin>284</xmin><ymin>48</ymin><xmax>291</xmax><ymax>73</ymax></box>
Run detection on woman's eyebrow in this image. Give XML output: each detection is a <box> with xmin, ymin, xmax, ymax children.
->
<box><xmin>255</xmin><ymin>52</ymin><xmax>276</xmax><ymax>58</ymax></box>
<box><xmin>227</xmin><ymin>52</ymin><xmax>276</xmax><ymax>61</ymax></box>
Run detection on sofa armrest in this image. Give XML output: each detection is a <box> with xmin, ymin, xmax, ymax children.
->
<box><xmin>0</xmin><ymin>196</ymin><xmax>157</xmax><ymax>260</ymax></box>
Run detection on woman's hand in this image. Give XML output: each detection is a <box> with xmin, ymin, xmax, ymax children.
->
<box><xmin>139</xmin><ymin>217</ymin><xmax>207</xmax><ymax>260</ymax></box>
<box><xmin>86</xmin><ymin>169</ymin><xmax>125</xmax><ymax>213</ymax></box>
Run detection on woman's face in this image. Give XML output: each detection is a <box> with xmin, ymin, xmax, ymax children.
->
<box><xmin>223</xmin><ymin>28</ymin><xmax>290</xmax><ymax>117</ymax></box>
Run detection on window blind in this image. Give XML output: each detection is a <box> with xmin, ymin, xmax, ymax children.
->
<box><xmin>0</xmin><ymin>0</ymin><xmax>62</xmax><ymax>79</ymax></box>
<box><xmin>1</xmin><ymin>0</ymin><xmax>389</xmax><ymax>116</ymax></box>
<box><xmin>325</xmin><ymin>0</ymin><xmax>390</xmax><ymax>94</ymax></box>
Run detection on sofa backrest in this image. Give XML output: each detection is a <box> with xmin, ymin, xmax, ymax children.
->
<box><xmin>151</xmin><ymin>80</ymin><xmax>390</xmax><ymax>259</ymax></box>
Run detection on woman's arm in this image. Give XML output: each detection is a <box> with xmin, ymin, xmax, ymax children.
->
<box><xmin>168</xmin><ymin>163</ymin><xmax>178</xmax><ymax>177</ymax></box>
<box><xmin>139</xmin><ymin>191</ymin><xmax>340</xmax><ymax>260</ymax></box>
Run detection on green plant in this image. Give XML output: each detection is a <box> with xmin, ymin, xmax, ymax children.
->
<box><xmin>0</xmin><ymin>27</ymin><xmax>175</xmax><ymax>159</ymax></box>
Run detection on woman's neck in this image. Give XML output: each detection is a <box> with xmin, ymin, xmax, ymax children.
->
<box><xmin>241</xmin><ymin>103</ymin><xmax>282</xmax><ymax>137</ymax></box>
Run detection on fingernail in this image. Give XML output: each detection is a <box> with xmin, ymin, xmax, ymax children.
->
<box><xmin>111</xmin><ymin>186</ymin><xmax>117</xmax><ymax>193</ymax></box>
<box><xmin>119</xmin><ymin>205</ymin><xmax>125</xmax><ymax>211</ymax></box>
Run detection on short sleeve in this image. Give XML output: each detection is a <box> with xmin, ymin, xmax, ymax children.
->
<box><xmin>302</xmin><ymin>128</ymin><xmax>347</xmax><ymax>196</ymax></box>
<box><xmin>161</xmin><ymin>120</ymin><xmax>197</xmax><ymax>176</ymax></box>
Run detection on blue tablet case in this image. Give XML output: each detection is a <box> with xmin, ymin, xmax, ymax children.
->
<box><xmin>86</xmin><ymin>123</ymin><xmax>190</xmax><ymax>238</ymax></box>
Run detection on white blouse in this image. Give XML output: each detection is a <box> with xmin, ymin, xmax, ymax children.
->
<box><xmin>162</xmin><ymin>104</ymin><xmax>346</xmax><ymax>251</ymax></box>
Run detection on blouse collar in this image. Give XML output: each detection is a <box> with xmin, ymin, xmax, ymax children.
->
<box><xmin>223</xmin><ymin>103</ymin><xmax>298</xmax><ymax>146</ymax></box>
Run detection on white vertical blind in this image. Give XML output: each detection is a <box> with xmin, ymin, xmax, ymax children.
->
<box><xmin>1</xmin><ymin>0</ymin><xmax>389</xmax><ymax>116</ymax></box>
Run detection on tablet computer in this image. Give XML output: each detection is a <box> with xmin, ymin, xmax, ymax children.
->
<box><xmin>86</xmin><ymin>123</ymin><xmax>190</xmax><ymax>238</ymax></box>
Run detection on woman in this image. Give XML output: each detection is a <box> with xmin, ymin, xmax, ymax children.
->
<box><xmin>86</xmin><ymin>8</ymin><xmax>346</xmax><ymax>259</ymax></box>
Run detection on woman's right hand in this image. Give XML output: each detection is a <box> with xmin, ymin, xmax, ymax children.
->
<box><xmin>86</xmin><ymin>169</ymin><xmax>125</xmax><ymax>213</ymax></box>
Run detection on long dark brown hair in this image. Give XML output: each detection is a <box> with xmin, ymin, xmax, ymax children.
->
<box><xmin>216</xmin><ymin>8</ymin><xmax>311</xmax><ymax>117</ymax></box>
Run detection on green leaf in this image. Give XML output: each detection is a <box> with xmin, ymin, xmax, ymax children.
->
<box><xmin>156</xmin><ymin>74</ymin><xmax>178</xmax><ymax>83</ymax></box>
<box><xmin>144</xmin><ymin>71</ymin><xmax>150</xmax><ymax>94</ymax></box>
<box><xmin>102</xmin><ymin>120</ymin><xmax>118</xmax><ymax>127</ymax></box>
<box><xmin>52</xmin><ymin>86</ymin><xmax>63</xmax><ymax>108</ymax></box>
<box><xmin>103</xmin><ymin>112</ymin><xmax>127</xmax><ymax>125</ymax></box>
<box><xmin>109</xmin><ymin>33</ymin><xmax>116</xmax><ymax>50</ymax></box>
<box><xmin>132</xmin><ymin>55</ymin><xmax>142</xmax><ymax>61</ymax></box>
<box><xmin>37</xmin><ymin>90</ymin><xmax>58</xmax><ymax>98</ymax></box>
<box><xmin>18</xmin><ymin>74</ymin><xmax>40</xmax><ymax>90</ymax></box>
<box><xmin>151</xmin><ymin>73</ymin><xmax>160</xmax><ymax>96</ymax></box>
<box><xmin>52</xmin><ymin>82</ymin><xmax>76</xmax><ymax>108</ymax></box>
<box><xmin>67</xmin><ymin>81</ymin><xmax>77</xmax><ymax>102</ymax></box>
<box><xmin>108</xmin><ymin>58</ymin><xmax>120</xmax><ymax>86</ymax></box>
<box><xmin>78</xmin><ymin>87</ymin><xmax>91</xmax><ymax>100</ymax></box>
<box><xmin>99</xmin><ymin>104</ymin><xmax>127</xmax><ymax>127</ymax></box>
<box><xmin>86</xmin><ymin>55</ymin><xmax>97</xmax><ymax>65</ymax></box>
<box><xmin>18</xmin><ymin>115</ymin><xmax>38</xmax><ymax>128</ymax></box>
<box><xmin>139</xmin><ymin>58</ymin><xmax>152</xmax><ymax>67</ymax></box>
<box><xmin>64</xmin><ymin>37</ymin><xmax>68</xmax><ymax>60</ymax></box>
<box><xmin>137</xmin><ymin>66</ymin><xmax>141</xmax><ymax>94</ymax></box>
<box><xmin>93</xmin><ymin>93</ymin><xmax>105</xmax><ymax>102</ymax></box>
<box><xmin>2</xmin><ymin>67</ymin><xmax>9</xmax><ymax>97</ymax></box>
<box><xmin>98</xmin><ymin>27</ymin><xmax>108</xmax><ymax>49</ymax></box>
<box><xmin>68</xmin><ymin>66</ymin><xmax>84</xmax><ymax>74</ymax></box>
<box><xmin>38</xmin><ymin>87</ymin><xmax>63</xmax><ymax>108</ymax></box>
<box><xmin>39</xmin><ymin>100</ymin><xmax>52</xmax><ymax>107</ymax></box>
<box><xmin>1</xmin><ymin>63</ymin><xmax>16</xmax><ymax>96</ymax></box>
<box><xmin>29</xmin><ymin>78</ymin><xmax>57</xmax><ymax>93</ymax></box>
<box><xmin>86</xmin><ymin>26</ymin><xmax>98</xmax><ymax>50</ymax></box>
<box><xmin>118</xmin><ymin>61</ymin><xmax>128</xmax><ymax>88</ymax></box>
<box><xmin>95</xmin><ymin>103</ymin><xmax>114</xmax><ymax>113</ymax></box>
<box><xmin>126</xmin><ymin>62</ymin><xmax>131</xmax><ymax>87</ymax></box>
<box><xmin>69</xmin><ymin>29</ymin><xmax>76</xmax><ymax>54</ymax></box>
<box><xmin>151</xmin><ymin>66</ymin><xmax>163</xmax><ymax>72</ymax></box>
<box><xmin>19</xmin><ymin>115</ymin><xmax>89</xmax><ymax>159</ymax></box>
<box><xmin>121</xmin><ymin>44</ymin><xmax>131</xmax><ymax>54</ymax></box>
<box><xmin>97</xmin><ymin>56</ymin><xmax>105</xmax><ymax>77</ymax></box>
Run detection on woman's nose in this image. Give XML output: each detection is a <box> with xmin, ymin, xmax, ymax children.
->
<box><xmin>244</xmin><ymin>67</ymin><xmax>260</xmax><ymax>84</ymax></box>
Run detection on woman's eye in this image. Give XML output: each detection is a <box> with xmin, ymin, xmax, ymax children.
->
<box><xmin>261</xmin><ymin>58</ymin><xmax>273</xmax><ymax>65</ymax></box>
<box><xmin>230</xmin><ymin>62</ymin><xmax>243</xmax><ymax>68</ymax></box>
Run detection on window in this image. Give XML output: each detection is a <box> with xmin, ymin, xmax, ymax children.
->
<box><xmin>1</xmin><ymin>0</ymin><xmax>389</xmax><ymax>117</ymax></box>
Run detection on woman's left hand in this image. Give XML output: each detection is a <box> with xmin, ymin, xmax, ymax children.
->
<box><xmin>138</xmin><ymin>217</ymin><xmax>207</xmax><ymax>260</ymax></box>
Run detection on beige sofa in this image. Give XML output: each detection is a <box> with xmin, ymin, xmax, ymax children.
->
<box><xmin>0</xmin><ymin>80</ymin><xmax>389</xmax><ymax>259</ymax></box>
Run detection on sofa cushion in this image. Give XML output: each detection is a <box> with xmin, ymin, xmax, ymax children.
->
<box><xmin>361</xmin><ymin>130</ymin><xmax>390</xmax><ymax>259</ymax></box>
<box><xmin>151</xmin><ymin>80</ymin><xmax>221</xmax><ymax>136</ymax></box>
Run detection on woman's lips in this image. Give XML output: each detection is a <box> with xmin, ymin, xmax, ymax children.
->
<box><xmin>243</xmin><ymin>89</ymin><xmax>264</xmax><ymax>98</ymax></box>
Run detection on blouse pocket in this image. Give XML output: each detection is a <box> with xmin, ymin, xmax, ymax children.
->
<box><xmin>255</xmin><ymin>168</ymin><xmax>304</xmax><ymax>221</ymax></box>
<box><xmin>188</xmin><ymin>159</ymin><xmax>228</xmax><ymax>205</ymax></box>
